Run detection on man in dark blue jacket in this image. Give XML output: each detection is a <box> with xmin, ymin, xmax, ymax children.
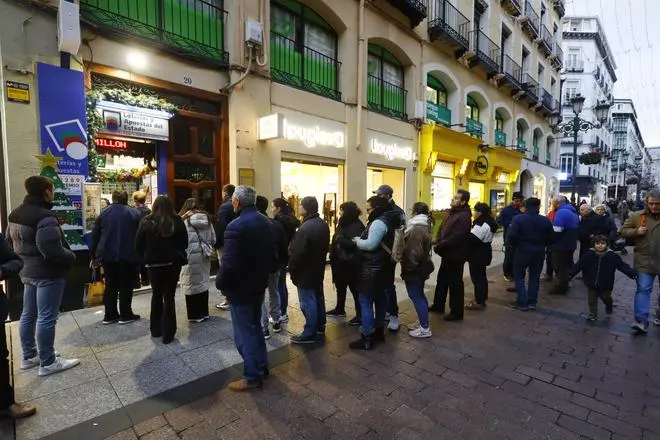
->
<box><xmin>498</xmin><ymin>192</ymin><xmax>524</xmax><ymax>281</ymax></box>
<box><xmin>506</xmin><ymin>197</ymin><xmax>554</xmax><ymax>310</ymax></box>
<box><xmin>550</xmin><ymin>196</ymin><xmax>580</xmax><ymax>295</ymax></box>
<box><xmin>215</xmin><ymin>184</ymin><xmax>236</xmax><ymax>311</ymax></box>
<box><xmin>216</xmin><ymin>186</ymin><xmax>274</xmax><ymax>391</ymax></box>
<box><xmin>91</xmin><ymin>190</ymin><xmax>141</xmax><ymax>325</ymax></box>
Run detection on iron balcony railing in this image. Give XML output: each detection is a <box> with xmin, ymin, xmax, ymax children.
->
<box><xmin>470</xmin><ymin>29</ymin><xmax>501</xmax><ymax>74</ymax></box>
<box><xmin>386</xmin><ymin>0</ymin><xmax>429</xmax><ymax>27</ymax></box>
<box><xmin>516</xmin><ymin>138</ymin><xmax>527</xmax><ymax>152</ymax></box>
<box><xmin>428</xmin><ymin>0</ymin><xmax>471</xmax><ymax>51</ymax></box>
<box><xmin>502</xmin><ymin>55</ymin><xmax>523</xmax><ymax>87</ymax></box>
<box><xmin>367</xmin><ymin>75</ymin><xmax>407</xmax><ymax>120</ymax></box>
<box><xmin>426</xmin><ymin>101</ymin><xmax>452</xmax><ymax>127</ymax></box>
<box><xmin>541</xmin><ymin>88</ymin><xmax>554</xmax><ymax>111</ymax></box>
<box><xmin>501</xmin><ymin>0</ymin><xmax>522</xmax><ymax>16</ymax></box>
<box><xmin>540</xmin><ymin>25</ymin><xmax>553</xmax><ymax>53</ymax></box>
<box><xmin>270</xmin><ymin>33</ymin><xmax>341</xmax><ymax>100</ymax></box>
<box><xmin>495</xmin><ymin>130</ymin><xmax>507</xmax><ymax>146</ymax></box>
<box><xmin>565</xmin><ymin>59</ymin><xmax>584</xmax><ymax>72</ymax></box>
<box><xmin>554</xmin><ymin>0</ymin><xmax>566</xmax><ymax>17</ymax></box>
<box><xmin>465</xmin><ymin>118</ymin><xmax>483</xmax><ymax>139</ymax></box>
<box><xmin>546</xmin><ymin>149</ymin><xmax>552</xmax><ymax>165</ymax></box>
<box><xmin>522</xmin><ymin>0</ymin><xmax>540</xmax><ymax>38</ymax></box>
<box><xmin>533</xmin><ymin>145</ymin><xmax>540</xmax><ymax>160</ymax></box>
<box><xmin>521</xmin><ymin>73</ymin><xmax>538</xmax><ymax>101</ymax></box>
<box><xmin>551</xmin><ymin>41</ymin><xmax>564</xmax><ymax>68</ymax></box>
<box><xmin>80</xmin><ymin>0</ymin><xmax>228</xmax><ymax>65</ymax></box>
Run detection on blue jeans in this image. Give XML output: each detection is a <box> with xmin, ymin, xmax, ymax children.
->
<box><xmin>513</xmin><ymin>251</ymin><xmax>545</xmax><ymax>307</ymax></box>
<box><xmin>358</xmin><ymin>292</ymin><xmax>387</xmax><ymax>336</ymax></box>
<box><xmin>633</xmin><ymin>272</ymin><xmax>660</xmax><ymax>323</ymax></box>
<box><xmin>297</xmin><ymin>286</ymin><xmax>326</xmax><ymax>338</ymax></box>
<box><xmin>405</xmin><ymin>280</ymin><xmax>429</xmax><ymax>328</ymax></box>
<box><xmin>278</xmin><ymin>265</ymin><xmax>288</xmax><ymax>315</ymax></box>
<box><xmin>19</xmin><ymin>278</ymin><xmax>66</xmax><ymax>366</ymax></box>
<box><xmin>230</xmin><ymin>297</ymin><xmax>268</xmax><ymax>382</ymax></box>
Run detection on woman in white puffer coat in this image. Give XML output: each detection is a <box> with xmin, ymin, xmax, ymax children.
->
<box><xmin>179</xmin><ymin>198</ymin><xmax>216</xmax><ymax>322</ymax></box>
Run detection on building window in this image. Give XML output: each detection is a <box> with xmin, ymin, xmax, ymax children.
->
<box><xmin>495</xmin><ymin>112</ymin><xmax>504</xmax><ymax>131</ymax></box>
<box><xmin>80</xmin><ymin>0</ymin><xmax>227</xmax><ymax>64</ymax></box>
<box><xmin>270</xmin><ymin>0</ymin><xmax>340</xmax><ymax>100</ymax></box>
<box><xmin>465</xmin><ymin>95</ymin><xmax>482</xmax><ymax>139</ymax></box>
<box><xmin>565</xmin><ymin>80</ymin><xmax>580</xmax><ymax>101</ymax></box>
<box><xmin>569</xmin><ymin>19</ymin><xmax>581</xmax><ymax>31</ymax></box>
<box><xmin>494</xmin><ymin>112</ymin><xmax>506</xmax><ymax>146</ymax></box>
<box><xmin>560</xmin><ymin>155</ymin><xmax>573</xmax><ymax>176</ymax></box>
<box><xmin>367</xmin><ymin>44</ymin><xmax>406</xmax><ymax>119</ymax></box>
<box><xmin>465</xmin><ymin>96</ymin><xmax>480</xmax><ymax>121</ymax></box>
<box><xmin>426</xmin><ymin>75</ymin><xmax>450</xmax><ymax>127</ymax></box>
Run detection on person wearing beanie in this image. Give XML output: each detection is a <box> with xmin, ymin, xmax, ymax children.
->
<box><xmin>505</xmin><ymin>197</ymin><xmax>554</xmax><ymax>311</ymax></box>
<box><xmin>497</xmin><ymin>192</ymin><xmax>524</xmax><ymax>282</ymax></box>
<box><xmin>288</xmin><ymin>196</ymin><xmax>330</xmax><ymax>344</ymax></box>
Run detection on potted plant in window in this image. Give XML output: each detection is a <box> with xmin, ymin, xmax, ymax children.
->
<box><xmin>626</xmin><ymin>176</ymin><xmax>640</xmax><ymax>185</ymax></box>
<box><xmin>578</xmin><ymin>150</ymin><xmax>602</xmax><ymax>165</ymax></box>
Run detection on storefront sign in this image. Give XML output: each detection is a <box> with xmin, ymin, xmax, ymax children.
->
<box><xmin>97</xmin><ymin>101</ymin><xmax>172</xmax><ymax>141</ymax></box>
<box><xmin>95</xmin><ymin>138</ymin><xmax>128</xmax><ymax>151</ymax></box>
<box><xmin>474</xmin><ymin>155</ymin><xmax>489</xmax><ymax>175</ymax></box>
<box><xmin>61</xmin><ymin>174</ymin><xmax>85</xmax><ymax>196</ymax></box>
<box><xmin>369</xmin><ymin>139</ymin><xmax>414</xmax><ymax>161</ymax></box>
<box><xmin>6</xmin><ymin>81</ymin><xmax>30</xmax><ymax>103</ymax></box>
<box><xmin>432</xmin><ymin>161</ymin><xmax>454</xmax><ymax>178</ymax></box>
<box><xmin>258</xmin><ymin>113</ymin><xmax>345</xmax><ymax>149</ymax></box>
<box><xmin>497</xmin><ymin>172</ymin><xmax>510</xmax><ymax>184</ymax></box>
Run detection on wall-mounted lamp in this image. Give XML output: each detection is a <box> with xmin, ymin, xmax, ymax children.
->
<box><xmin>478</xmin><ymin>143</ymin><xmax>491</xmax><ymax>152</ymax></box>
<box><xmin>126</xmin><ymin>50</ymin><xmax>147</xmax><ymax>70</ymax></box>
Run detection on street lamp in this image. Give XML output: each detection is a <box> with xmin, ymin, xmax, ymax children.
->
<box><xmin>550</xmin><ymin>94</ymin><xmax>612</xmax><ymax>204</ymax></box>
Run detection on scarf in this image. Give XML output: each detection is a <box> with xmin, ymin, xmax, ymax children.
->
<box><xmin>406</xmin><ymin>214</ymin><xmax>430</xmax><ymax>233</ymax></box>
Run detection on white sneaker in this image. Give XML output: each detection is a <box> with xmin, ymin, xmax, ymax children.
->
<box><xmin>409</xmin><ymin>327</ymin><xmax>432</xmax><ymax>338</ymax></box>
<box><xmin>38</xmin><ymin>357</ymin><xmax>80</xmax><ymax>377</ymax></box>
<box><xmin>21</xmin><ymin>351</ymin><xmax>60</xmax><ymax>370</ymax></box>
<box><xmin>407</xmin><ymin>322</ymin><xmax>420</xmax><ymax>331</ymax></box>
<box><xmin>215</xmin><ymin>301</ymin><xmax>230</xmax><ymax>311</ymax></box>
<box><xmin>279</xmin><ymin>314</ymin><xmax>289</xmax><ymax>323</ymax></box>
<box><xmin>653</xmin><ymin>317</ymin><xmax>660</xmax><ymax>326</ymax></box>
<box><xmin>631</xmin><ymin>321</ymin><xmax>649</xmax><ymax>334</ymax></box>
<box><xmin>384</xmin><ymin>313</ymin><xmax>391</xmax><ymax>322</ymax></box>
<box><xmin>387</xmin><ymin>316</ymin><xmax>400</xmax><ymax>331</ymax></box>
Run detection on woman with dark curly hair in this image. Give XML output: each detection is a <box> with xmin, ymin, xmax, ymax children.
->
<box><xmin>466</xmin><ymin>202</ymin><xmax>498</xmax><ymax>311</ymax></box>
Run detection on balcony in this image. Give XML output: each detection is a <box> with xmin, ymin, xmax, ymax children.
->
<box><xmin>495</xmin><ymin>130</ymin><xmax>507</xmax><ymax>147</ymax></box>
<box><xmin>539</xmin><ymin>88</ymin><xmax>554</xmax><ymax>114</ymax></box>
<box><xmin>516</xmin><ymin>138</ymin><xmax>527</xmax><ymax>153</ymax></box>
<box><xmin>565</xmin><ymin>59</ymin><xmax>584</xmax><ymax>72</ymax></box>
<box><xmin>521</xmin><ymin>73</ymin><xmax>538</xmax><ymax>104</ymax></box>
<box><xmin>465</xmin><ymin>118</ymin><xmax>483</xmax><ymax>139</ymax></box>
<box><xmin>554</xmin><ymin>0</ymin><xmax>566</xmax><ymax>17</ymax></box>
<box><xmin>426</xmin><ymin>101</ymin><xmax>452</xmax><ymax>127</ymax></box>
<box><xmin>501</xmin><ymin>0</ymin><xmax>522</xmax><ymax>16</ymax></box>
<box><xmin>428</xmin><ymin>0</ymin><xmax>471</xmax><ymax>57</ymax></box>
<box><xmin>539</xmin><ymin>25</ymin><xmax>553</xmax><ymax>55</ymax></box>
<box><xmin>521</xmin><ymin>1</ymin><xmax>540</xmax><ymax>39</ymax></box>
<box><xmin>501</xmin><ymin>55</ymin><xmax>523</xmax><ymax>91</ymax></box>
<box><xmin>80</xmin><ymin>0</ymin><xmax>228</xmax><ymax>66</ymax></box>
<box><xmin>468</xmin><ymin>30</ymin><xmax>501</xmax><ymax>77</ymax></box>
<box><xmin>550</xmin><ymin>41</ymin><xmax>564</xmax><ymax>70</ymax></box>
<box><xmin>271</xmin><ymin>33</ymin><xmax>341</xmax><ymax>100</ymax></box>
<box><xmin>367</xmin><ymin>75</ymin><xmax>407</xmax><ymax>120</ymax></box>
<box><xmin>385</xmin><ymin>0</ymin><xmax>428</xmax><ymax>28</ymax></box>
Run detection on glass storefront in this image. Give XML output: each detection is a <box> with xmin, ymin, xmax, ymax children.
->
<box><xmin>468</xmin><ymin>181</ymin><xmax>486</xmax><ymax>209</ymax></box>
<box><xmin>431</xmin><ymin>161</ymin><xmax>454</xmax><ymax>210</ymax></box>
<box><xmin>366</xmin><ymin>166</ymin><xmax>406</xmax><ymax>209</ymax></box>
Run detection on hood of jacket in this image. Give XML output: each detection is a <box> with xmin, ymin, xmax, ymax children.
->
<box><xmin>185</xmin><ymin>211</ymin><xmax>210</xmax><ymax>228</ymax></box>
<box><xmin>406</xmin><ymin>214</ymin><xmax>430</xmax><ymax>233</ymax></box>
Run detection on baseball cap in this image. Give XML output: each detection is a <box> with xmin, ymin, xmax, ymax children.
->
<box><xmin>373</xmin><ymin>185</ymin><xmax>394</xmax><ymax>197</ymax></box>
<box><xmin>512</xmin><ymin>191</ymin><xmax>524</xmax><ymax>200</ymax></box>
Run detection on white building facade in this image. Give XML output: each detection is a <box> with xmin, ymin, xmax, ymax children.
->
<box><xmin>559</xmin><ymin>16</ymin><xmax>616</xmax><ymax>204</ymax></box>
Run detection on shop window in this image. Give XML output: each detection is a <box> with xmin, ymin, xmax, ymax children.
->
<box><xmin>80</xmin><ymin>0</ymin><xmax>227</xmax><ymax>64</ymax></box>
<box><xmin>270</xmin><ymin>0</ymin><xmax>340</xmax><ymax>100</ymax></box>
<box><xmin>426</xmin><ymin>75</ymin><xmax>451</xmax><ymax>127</ymax></box>
<box><xmin>367</xmin><ymin>43</ymin><xmax>406</xmax><ymax>120</ymax></box>
<box><xmin>198</xmin><ymin>128</ymin><xmax>214</xmax><ymax>158</ymax></box>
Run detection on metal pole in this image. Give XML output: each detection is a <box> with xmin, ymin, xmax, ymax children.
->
<box><xmin>571</xmin><ymin>114</ymin><xmax>579</xmax><ymax>204</ymax></box>
<box><xmin>614</xmin><ymin>152</ymin><xmax>620</xmax><ymax>200</ymax></box>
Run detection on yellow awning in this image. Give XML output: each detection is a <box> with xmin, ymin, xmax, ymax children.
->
<box><xmin>420</xmin><ymin>124</ymin><xmax>483</xmax><ymax>174</ymax></box>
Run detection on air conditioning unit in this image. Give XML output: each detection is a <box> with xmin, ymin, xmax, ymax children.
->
<box><xmin>57</xmin><ymin>0</ymin><xmax>81</xmax><ymax>55</ymax></box>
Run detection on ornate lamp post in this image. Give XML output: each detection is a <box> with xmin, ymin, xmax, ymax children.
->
<box><xmin>549</xmin><ymin>95</ymin><xmax>611</xmax><ymax>204</ymax></box>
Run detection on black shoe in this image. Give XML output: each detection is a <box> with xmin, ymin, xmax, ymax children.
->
<box><xmin>291</xmin><ymin>335</ymin><xmax>317</xmax><ymax>344</ymax></box>
<box><xmin>510</xmin><ymin>302</ymin><xmax>529</xmax><ymax>311</ymax></box>
<box><xmin>263</xmin><ymin>328</ymin><xmax>271</xmax><ymax>340</ymax></box>
<box><xmin>373</xmin><ymin>326</ymin><xmax>385</xmax><ymax>342</ymax></box>
<box><xmin>102</xmin><ymin>316</ymin><xmax>119</xmax><ymax>325</ymax></box>
<box><xmin>506</xmin><ymin>287</ymin><xmax>517</xmax><ymax>292</ymax></box>
<box><xmin>118</xmin><ymin>314</ymin><xmax>141</xmax><ymax>325</ymax></box>
<box><xmin>348</xmin><ymin>317</ymin><xmax>362</xmax><ymax>326</ymax></box>
<box><xmin>261</xmin><ymin>368</ymin><xmax>270</xmax><ymax>380</ymax></box>
<box><xmin>428</xmin><ymin>304</ymin><xmax>444</xmax><ymax>313</ymax></box>
<box><xmin>326</xmin><ymin>308</ymin><xmax>346</xmax><ymax>317</ymax></box>
<box><xmin>272</xmin><ymin>322</ymin><xmax>282</xmax><ymax>333</ymax></box>
<box><xmin>443</xmin><ymin>314</ymin><xmax>463</xmax><ymax>321</ymax></box>
<box><xmin>606</xmin><ymin>305</ymin><xmax>614</xmax><ymax>315</ymax></box>
<box><xmin>349</xmin><ymin>335</ymin><xmax>374</xmax><ymax>350</ymax></box>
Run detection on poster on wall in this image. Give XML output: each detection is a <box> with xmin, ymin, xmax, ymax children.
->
<box><xmin>37</xmin><ymin>63</ymin><xmax>88</xmax><ymax>249</ymax></box>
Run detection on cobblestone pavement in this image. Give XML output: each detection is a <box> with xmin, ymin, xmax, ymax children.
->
<box><xmin>102</xmin><ymin>250</ymin><xmax>660</xmax><ymax>440</ymax></box>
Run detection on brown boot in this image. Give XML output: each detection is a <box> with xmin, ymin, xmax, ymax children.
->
<box><xmin>0</xmin><ymin>402</ymin><xmax>37</xmax><ymax>419</ymax></box>
<box><xmin>228</xmin><ymin>379</ymin><xmax>262</xmax><ymax>392</ymax></box>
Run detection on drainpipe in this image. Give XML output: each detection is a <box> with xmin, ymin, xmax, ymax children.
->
<box><xmin>356</xmin><ymin>0</ymin><xmax>365</xmax><ymax>150</ymax></box>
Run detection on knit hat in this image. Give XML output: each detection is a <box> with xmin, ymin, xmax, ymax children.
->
<box><xmin>512</xmin><ymin>192</ymin><xmax>524</xmax><ymax>200</ymax></box>
<box><xmin>301</xmin><ymin>196</ymin><xmax>319</xmax><ymax>215</ymax></box>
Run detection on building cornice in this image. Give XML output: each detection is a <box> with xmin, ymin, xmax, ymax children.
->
<box><xmin>563</xmin><ymin>31</ymin><xmax>617</xmax><ymax>82</ymax></box>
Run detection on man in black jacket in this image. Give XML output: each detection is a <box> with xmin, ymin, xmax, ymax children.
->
<box><xmin>91</xmin><ymin>190</ymin><xmax>141</xmax><ymax>325</ymax></box>
<box><xmin>215</xmin><ymin>184</ymin><xmax>236</xmax><ymax>311</ymax></box>
<box><xmin>216</xmin><ymin>186</ymin><xmax>274</xmax><ymax>391</ymax></box>
<box><xmin>272</xmin><ymin>198</ymin><xmax>299</xmax><ymax>321</ymax></box>
<box><xmin>289</xmin><ymin>197</ymin><xmax>330</xmax><ymax>344</ymax></box>
<box><xmin>132</xmin><ymin>191</ymin><xmax>151</xmax><ymax>287</ymax></box>
<box><xmin>497</xmin><ymin>192</ymin><xmax>524</xmax><ymax>281</ymax></box>
<box><xmin>0</xmin><ymin>234</ymin><xmax>35</xmax><ymax>419</ymax></box>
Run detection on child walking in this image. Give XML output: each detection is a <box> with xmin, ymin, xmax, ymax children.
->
<box><xmin>570</xmin><ymin>235</ymin><xmax>637</xmax><ymax>321</ymax></box>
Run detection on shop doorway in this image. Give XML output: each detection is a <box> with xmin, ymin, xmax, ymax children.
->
<box><xmin>281</xmin><ymin>159</ymin><xmax>344</xmax><ymax>230</ymax></box>
<box><xmin>431</xmin><ymin>161</ymin><xmax>454</xmax><ymax>210</ymax></box>
<box><xmin>366</xmin><ymin>166</ymin><xmax>406</xmax><ymax>209</ymax></box>
<box><xmin>468</xmin><ymin>181</ymin><xmax>486</xmax><ymax>209</ymax></box>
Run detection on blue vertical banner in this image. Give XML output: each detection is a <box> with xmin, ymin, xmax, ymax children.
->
<box><xmin>37</xmin><ymin>63</ymin><xmax>89</xmax><ymax>249</ymax></box>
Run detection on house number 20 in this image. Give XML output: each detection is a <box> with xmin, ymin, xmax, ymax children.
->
<box><xmin>183</xmin><ymin>76</ymin><xmax>193</xmax><ymax>85</ymax></box>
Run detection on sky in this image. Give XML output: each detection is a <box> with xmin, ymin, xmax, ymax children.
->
<box><xmin>566</xmin><ymin>0</ymin><xmax>660</xmax><ymax>146</ymax></box>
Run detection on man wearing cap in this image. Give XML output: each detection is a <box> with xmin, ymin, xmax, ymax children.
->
<box><xmin>288</xmin><ymin>196</ymin><xmax>330</xmax><ymax>344</ymax></box>
<box><xmin>374</xmin><ymin>185</ymin><xmax>406</xmax><ymax>332</ymax></box>
<box><xmin>497</xmin><ymin>192</ymin><xmax>524</xmax><ymax>282</ymax></box>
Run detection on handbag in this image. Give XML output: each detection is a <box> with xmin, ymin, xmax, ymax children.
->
<box><xmin>189</xmin><ymin>220</ymin><xmax>213</xmax><ymax>258</ymax></box>
<box><xmin>84</xmin><ymin>266</ymin><xmax>105</xmax><ymax>308</ymax></box>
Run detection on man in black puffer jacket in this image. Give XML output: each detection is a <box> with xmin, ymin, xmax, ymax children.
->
<box><xmin>215</xmin><ymin>184</ymin><xmax>236</xmax><ymax>311</ymax></box>
<box><xmin>272</xmin><ymin>198</ymin><xmax>300</xmax><ymax>321</ymax></box>
<box><xmin>288</xmin><ymin>197</ymin><xmax>330</xmax><ymax>345</ymax></box>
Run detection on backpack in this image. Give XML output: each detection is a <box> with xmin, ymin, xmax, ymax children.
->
<box><xmin>624</xmin><ymin>213</ymin><xmax>645</xmax><ymax>246</ymax></box>
<box><xmin>380</xmin><ymin>226</ymin><xmax>405</xmax><ymax>263</ymax></box>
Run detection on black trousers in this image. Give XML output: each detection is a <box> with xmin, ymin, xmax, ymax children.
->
<box><xmin>503</xmin><ymin>245</ymin><xmax>515</xmax><ymax>278</ymax></box>
<box><xmin>104</xmin><ymin>261</ymin><xmax>138</xmax><ymax>320</ymax></box>
<box><xmin>588</xmin><ymin>288</ymin><xmax>613</xmax><ymax>315</ymax></box>
<box><xmin>468</xmin><ymin>260</ymin><xmax>488</xmax><ymax>304</ymax></box>
<box><xmin>433</xmin><ymin>260</ymin><xmax>466</xmax><ymax>317</ymax></box>
<box><xmin>185</xmin><ymin>291</ymin><xmax>209</xmax><ymax>320</ymax></box>
<box><xmin>0</xmin><ymin>293</ymin><xmax>13</xmax><ymax>410</ymax></box>
<box><xmin>545</xmin><ymin>247</ymin><xmax>554</xmax><ymax>277</ymax></box>
<box><xmin>149</xmin><ymin>266</ymin><xmax>181</xmax><ymax>343</ymax></box>
<box><xmin>334</xmin><ymin>278</ymin><xmax>360</xmax><ymax>317</ymax></box>
<box><xmin>550</xmin><ymin>250</ymin><xmax>574</xmax><ymax>295</ymax></box>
